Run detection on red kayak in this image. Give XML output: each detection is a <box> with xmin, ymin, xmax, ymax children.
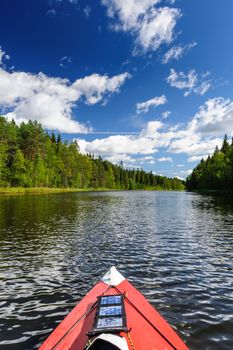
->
<box><xmin>39</xmin><ymin>267</ymin><xmax>189</xmax><ymax>350</ymax></box>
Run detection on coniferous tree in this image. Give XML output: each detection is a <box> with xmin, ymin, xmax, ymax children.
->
<box><xmin>0</xmin><ymin>116</ymin><xmax>184</xmax><ymax>190</ymax></box>
<box><xmin>186</xmin><ymin>135</ymin><xmax>233</xmax><ymax>191</ymax></box>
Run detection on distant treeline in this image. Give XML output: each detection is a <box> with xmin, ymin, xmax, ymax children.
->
<box><xmin>186</xmin><ymin>135</ymin><xmax>233</xmax><ymax>191</ymax></box>
<box><xmin>0</xmin><ymin>116</ymin><xmax>184</xmax><ymax>190</ymax></box>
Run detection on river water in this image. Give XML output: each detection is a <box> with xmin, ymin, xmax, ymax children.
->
<box><xmin>0</xmin><ymin>191</ymin><xmax>232</xmax><ymax>349</ymax></box>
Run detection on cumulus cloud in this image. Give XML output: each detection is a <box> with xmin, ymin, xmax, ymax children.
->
<box><xmin>188</xmin><ymin>97</ymin><xmax>233</xmax><ymax>135</ymax></box>
<box><xmin>76</xmin><ymin>97</ymin><xmax>233</xmax><ymax>169</ymax></box>
<box><xmin>73</xmin><ymin>72</ymin><xmax>131</xmax><ymax>105</ymax></box>
<box><xmin>166</xmin><ymin>68</ymin><xmax>212</xmax><ymax>96</ymax></box>
<box><xmin>169</xmin><ymin>134</ymin><xmax>222</xmax><ymax>156</ymax></box>
<box><xmin>136</xmin><ymin>94</ymin><xmax>167</xmax><ymax>114</ymax></box>
<box><xmin>78</xmin><ymin>134</ymin><xmax>158</xmax><ymax>156</ymax></box>
<box><xmin>167</xmin><ymin>97</ymin><xmax>233</xmax><ymax>156</ymax></box>
<box><xmin>101</xmin><ymin>0</ymin><xmax>181</xmax><ymax>53</ymax></box>
<box><xmin>162</xmin><ymin>41</ymin><xmax>197</xmax><ymax>64</ymax></box>
<box><xmin>77</xmin><ymin>120</ymin><xmax>166</xmax><ymax>158</ymax></box>
<box><xmin>0</xmin><ymin>65</ymin><xmax>130</xmax><ymax>133</ymax></box>
<box><xmin>105</xmin><ymin>154</ymin><xmax>135</xmax><ymax>164</ymax></box>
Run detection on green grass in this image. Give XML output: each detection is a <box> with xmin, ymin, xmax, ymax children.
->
<box><xmin>0</xmin><ymin>187</ymin><xmax>116</xmax><ymax>195</ymax></box>
<box><xmin>0</xmin><ymin>186</ymin><xmax>185</xmax><ymax>195</ymax></box>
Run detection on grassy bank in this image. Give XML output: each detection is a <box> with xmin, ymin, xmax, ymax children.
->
<box><xmin>0</xmin><ymin>187</ymin><xmax>185</xmax><ymax>195</ymax></box>
<box><xmin>0</xmin><ymin>187</ymin><xmax>115</xmax><ymax>195</ymax></box>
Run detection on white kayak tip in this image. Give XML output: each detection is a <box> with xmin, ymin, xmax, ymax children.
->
<box><xmin>86</xmin><ymin>333</ymin><xmax>129</xmax><ymax>350</ymax></box>
<box><xmin>101</xmin><ymin>266</ymin><xmax>125</xmax><ymax>286</ymax></box>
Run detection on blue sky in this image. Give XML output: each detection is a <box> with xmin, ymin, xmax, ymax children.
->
<box><xmin>0</xmin><ymin>0</ymin><xmax>233</xmax><ymax>179</ymax></box>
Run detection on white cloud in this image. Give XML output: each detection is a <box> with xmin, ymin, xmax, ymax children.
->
<box><xmin>179</xmin><ymin>169</ymin><xmax>192</xmax><ymax>176</ymax></box>
<box><xmin>77</xmin><ymin>120</ymin><xmax>167</xmax><ymax>158</ymax></box>
<box><xmin>139</xmin><ymin>120</ymin><xmax>165</xmax><ymax>141</ymax></box>
<box><xmin>0</xmin><ymin>47</ymin><xmax>10</xmax><ymax>65</ymax></box>
<box><xmin>168</xmin><ymin>131</ymin><xmax>222</xmax><ymax>156</ymax></box>
<box><xmin>105</xmin><ymin>154</ymin><xmax>135</xmax><ymax>165</ymax></box>
<box><xmin>78</xmin><ymin>134</ymin><xmax>158</xmax><ymax>156</ymax></box>
<box><xmin>136</xmin><ymin>94</ymin><xmax>167</xmax><ymax>114</ymax></box>
<box><xmin>162</xmin><ymin>110</ymin><xmax>171</xmax><ymax>119</ymax></box>
<box><xmin>188</xmin><ymin>155</ymin><xmax>209</xmax><ymax>162</ymax></box>
<box><xmin>174</xmin><ymin>175</ymin><xmax>184</xmax><ymax>180</ymax></box>
<box><xmin>167</xmin><ymin>68</ymin><xmax>197</xmax><ymax>92</ymax></box>
<box><xmin>167</xmin><ymin>97</ymin><xmax>233</xmax><ymax>156</ymax></box>
<box><xmin>166</xmin><ymin>68</ymin><xmax>212</xmax><ymax>96</ymax></box>
<box><xmin>157</xmin><ymin>157</ymin><xmax>172</xmax><ymax>162</ymax></box>
<box><xmin>60</xmin><ymin>56</ymin><xmax>72</xmax><ymax>68</ymax></box>
<box><xmin>101</xmin><ymin>0</ymin><xmax>181</xmax><ymax>53</ymax></box>
<box><xmin>162</xmin><ymin>41</ymin><xmax>197</xmax><ymax>64</ymax></box>
<box><xmin>0</xmin><ymin>65</ymin><xmax>130</xmax><ymax>133</ymax></box>
<box><xmin>189</xmin><ymin>97</ymin><xmax>233</xmax><ymax>135</ymax></box>
<box><xmin>53</xmin><ymin>0</ymin><xmax>78</xmax><ymax>3</ymax></box>
<box><xmin>75</xmin><ymin>97</ymin><xmax>233</xmax><ymax>169</ymax></box>
<box><xmin>73</xmin><ymin>72</ymin><xmax>131</xmax><ymax>105</ymax></box>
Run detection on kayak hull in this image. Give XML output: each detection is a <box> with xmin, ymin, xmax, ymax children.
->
<box><xmin>39</xmin><ymin>268</ymin><xmax>189</xmax><ymax>350</ymax></box>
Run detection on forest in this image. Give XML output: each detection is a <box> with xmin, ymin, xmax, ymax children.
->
<box><xmin>186</xmin><ymin>135</ymin><xmax>233</xmax><ymax>191</ymax></box>
<box><xmin>0</xmin><ymin>116</ymin><xmax>184</xmax><ymax>190</ymax></box>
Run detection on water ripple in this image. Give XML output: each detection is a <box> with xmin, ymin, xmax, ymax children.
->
<box><xmin>0</xmin><ymin>191</ymin><xmax>233</xmax><ymax>349</ymax></box>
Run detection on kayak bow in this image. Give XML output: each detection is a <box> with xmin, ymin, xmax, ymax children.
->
<box><xmin>39</xmin><ymin>266</ymin><xmax>189</xmax><ymax>350</ymax></box>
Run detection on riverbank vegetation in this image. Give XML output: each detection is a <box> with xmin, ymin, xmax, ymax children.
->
<box><xmin>186</xmin><ymin>135</ymin><xmax>233</xmax><ymax>191</ymax></box>
<box><xmin>0</xmin><ymin>116</ymin><xmax>184</xmax><ymax>191</ymax></box>
<box><xmin>0</xmin><ymin>187</ymin><xmax>117</xmax><ymax>194</ymax></box>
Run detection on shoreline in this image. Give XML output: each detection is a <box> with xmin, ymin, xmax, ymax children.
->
<box><xmin>0</xmin><ymin>187</ymin><xmax>114</xmax><ymax>195</ymax></box>
<box><xmin>0</xmin><ymin>187</ymin><xmax>185</xmax><ymax>195</ymax></box>
<box><xmin>188</xmin><ymin>189</ymin><xmax>233</xmax><ymax>196</ymax></box>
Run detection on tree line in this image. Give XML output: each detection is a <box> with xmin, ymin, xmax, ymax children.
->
<box><xmin>186</xmin><ymin>135</ymin><xmax>233</xmax><ymax>191</ymax></box>
<box><xmin>0</xmin><ymin>116</ymin><xmax>184</xmax><ymax>190</ymax></box>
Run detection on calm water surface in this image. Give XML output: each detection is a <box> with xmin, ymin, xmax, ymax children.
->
<box><xmin>0</xmin><ymin>191</ymin><xmax>232</xmax><ymax>349</ymax></box>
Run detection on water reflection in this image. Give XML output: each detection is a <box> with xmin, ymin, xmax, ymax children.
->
<box><xmin>0</xmin><ymin>191</ymin><xmax>233</xmax><ymax>349</ymax></box>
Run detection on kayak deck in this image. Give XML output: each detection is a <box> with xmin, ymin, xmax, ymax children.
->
<box><xmin>39</xmin><ymin>267</ymin><xmax>189</xmax><ymax>350</ymax></box>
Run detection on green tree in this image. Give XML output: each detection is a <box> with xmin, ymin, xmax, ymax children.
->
<box><xmin>11</xmin><ymin>149</ymin><xmax>28</xmax><ymax>186</ymax></box>
<box><xmin>0</xmin><ymin>143</ymin><xmax>9</xmax><ymax>186</ymax></box>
